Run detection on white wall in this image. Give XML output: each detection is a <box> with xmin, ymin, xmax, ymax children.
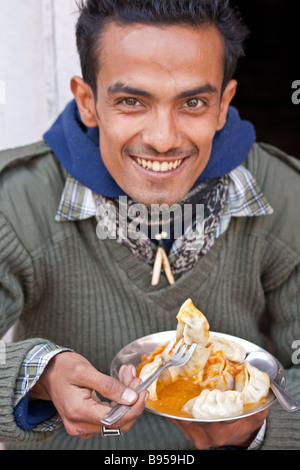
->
<box><xmin>0</xmin><ymin>0</ymin><xmax>81</xmax><ymax>151</ymax></box>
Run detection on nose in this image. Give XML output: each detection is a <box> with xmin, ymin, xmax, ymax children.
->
<box><xmin>142</xmin><ymin>107</ymin><xmax>182</xmax><ymax>154</ymax></box>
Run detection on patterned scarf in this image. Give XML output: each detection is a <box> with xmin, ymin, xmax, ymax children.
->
<box><xmin>94</xmin><ymin>176</ymin><xmax>229</xmax><ymax>280</ymax></box>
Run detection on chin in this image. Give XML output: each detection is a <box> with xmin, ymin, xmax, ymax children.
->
<box><xmin>131</xmin><ymin>191</ymin><xmax>188</xmax><ymax>207</ymax></box>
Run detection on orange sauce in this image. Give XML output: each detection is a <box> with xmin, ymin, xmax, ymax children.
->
<box><xmin>243</xmin><ymin>398</ymin><xmax>267</xmax><ymax>412</ymax></box>
<box><xmin>147</xmin><ymin>377</ymin><xmax>203</xmax><ymax>418</ymax></box>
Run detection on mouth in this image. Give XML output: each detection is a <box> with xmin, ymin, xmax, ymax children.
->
<box><xmin>134</xmin><ymin>157</ymin><xmax>184</xmax><ymax>173</ymax></box>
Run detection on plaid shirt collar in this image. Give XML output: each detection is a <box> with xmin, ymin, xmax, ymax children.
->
<box><xmin>55</xmin><ymin>165</ymin><xmax>273</xmax><ymax>235</ymax></box>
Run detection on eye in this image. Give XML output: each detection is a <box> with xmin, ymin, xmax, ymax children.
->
<box><xmin>182</xmin><ymin>98</ymin><xmax>206</xmax><ymax>109</ymax></box>
<box><xmin>122</xmin><ymin>97</ymin><xmax>140</xmax><ymax>107</ymax></box>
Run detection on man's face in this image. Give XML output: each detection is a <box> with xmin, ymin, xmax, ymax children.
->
<box><xmin>87</xmin><ymin>22</ymin><xmax>236</xmax><ymax>206</ymax></box>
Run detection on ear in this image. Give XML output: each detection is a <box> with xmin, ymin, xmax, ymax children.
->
<box><xmin>216</xmin><ymin>79</ymin><xmax>238</xmax><ymax>131</ymax></box>
<box><xmin>70</xmin><ymin>76</ymin><xmax>98</xmax><ymax>128</ymax></box>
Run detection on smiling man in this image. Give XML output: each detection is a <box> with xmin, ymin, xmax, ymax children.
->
<box><xmin>0</xmin><ymin>0</ymin><xmax>299</xmax><ymax>451</ymax></box>
<box><xmin>71</xmin><ymin>22</ymin><xmax>236</xmax><ymax>206</ymax></box>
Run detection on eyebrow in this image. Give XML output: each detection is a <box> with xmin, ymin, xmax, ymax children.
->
<box><xmin>108</xmin><ymin>83</ymin><xmax>153</xmax><ymax>98</ymax></box>
<box><xmin>107</xmin><ymin>82</ymin><xmax>218</xmax><ymax>100</ymax></box>
<box><xmin>177</xmin><ymin>84</ymin><xmax>218</xmax><ymax>99</ymax></box>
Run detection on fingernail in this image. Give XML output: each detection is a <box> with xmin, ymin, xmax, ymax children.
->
<box><xmin>132</xmin><ymin>367</ymin><xmax>137</xmax><ymax>378</ymax></box>
<box><xmin>122</xmin><ymin>388</ymin><xmax>137</xmax><ymax>404</ymax></box>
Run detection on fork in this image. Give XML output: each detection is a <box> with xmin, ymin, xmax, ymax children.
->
<box><xmin>100</xmin><ymin>336</ymin><xmax>197</xmax><ymax>426</ymax></box>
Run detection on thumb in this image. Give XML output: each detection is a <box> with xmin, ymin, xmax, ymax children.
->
<box><xmin>84</xmin><ymin>368</ymin><xmax>139</xmax><ymax>405</ymax></box>
<box><xmin>52</xmin><ymin>352</ymin><xmax>139</xmax><ymax>406</ymax></box>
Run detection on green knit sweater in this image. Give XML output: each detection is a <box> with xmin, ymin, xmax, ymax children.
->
<box><xmin>0</xmin><ymin>141</ymin><xmax>299</xmax><ymax>450</ymax></box>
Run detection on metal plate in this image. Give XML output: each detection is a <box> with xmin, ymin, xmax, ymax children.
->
<box><xmin>111</xmin><ymin>330</ymin><xmax>286</xmax><ymax>422</ymax></box>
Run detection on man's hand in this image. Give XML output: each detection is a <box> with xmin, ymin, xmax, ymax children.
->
<box><xmin>31</xmin><ymin>352</ymin><xmax>148</xmax><ymax>439</ymax></box>
<box><xmin>171</xmin><ymin>408</ymin><xmax>269</xmax><ymax>449</ymax></box>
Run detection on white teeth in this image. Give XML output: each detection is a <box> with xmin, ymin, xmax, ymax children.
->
<box><xmin>161</xmin><ymin>162</ymin><xmax>169</xmax><ymax>172</ymax></box>
<box><xmin>135</xmin><ymin>158</ymin><xmax>183</xmax><ymax>172</ymax></box>
<box><xmin>152</xmin><ymin>161</ymin><xmax>161</xmax><ymax>172</ymax></box>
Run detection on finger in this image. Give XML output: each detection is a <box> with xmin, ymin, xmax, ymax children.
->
<box><xmin>73</xmin><ymin>427</ymin><xmax>102</xmax><ymax>440</ymax></box>
<box><xmin>63</xmin><ymin>399</ymin><xmax>112</xmax><ymax>436</ymax></box>
<box><xmin>109</xmin><ymin>377</ymin><xmax>144</xmax><ymax>409</ymax></box>
<box><xmin>99</xmin><ymin>376</ymin><xmax>138</xmax><ymax>405</ymax></box>
<box><xmin>130</xmin><ymin>377</ymin><xmax>143</xmax><ymax>390</ymax></box>
<box><xmin>169</xmin><ymin>418</ymin><xmax>195</xmax><ymax>441</ymax></box>
<box><xmin>91</xmin><ymin>390</ymin><xmax>107</xmax><ymax>404</ymax></box>
<box><xmin>75</xmin><ymin>364</ymin><xmax>139</xmax><ymax>405</ymax></box>
<box><xmin>109</xmin><ymin>390</ymin><xmax>149</xmax><ymax>432</ymax></box>
<box><xmin>119</xmin><ymin>365</ymin><xmax>137</xmax><ymax>386</ymax></box>
<box><xmin>64</xmin><ymin>390</ymin><xmax>149</xmax><ymax>438</ymax></box>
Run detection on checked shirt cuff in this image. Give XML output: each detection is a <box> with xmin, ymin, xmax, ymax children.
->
<box><xmin>247</xmin><ymin>419</ymin><xmax>267</xmax><ymax>450</ymax></box>
<box><xmin>14</xmin><ymin>343</ymin><xmax>72</xmax><ymax>431</ymax></box>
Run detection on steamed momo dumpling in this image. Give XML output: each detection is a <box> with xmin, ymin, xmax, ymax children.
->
<box><xmin>183</xmin><ymin>389</ymin><xmax>244</xmax><ymax>419</ymax></box>
<box><xmin>210</xmin><ymin>335</ymin><xmax>246</xmax><ymax>363</ymax></box>
<box><xmin>169</xmin><ymin>299</ymin><xmax>210</xmax><ymax>381</ymax></box>
<box><xmin>197</xmin><ymin>352</ymin><xmax>235</xmax><ymax>391</ymax></box>
<box><xmin>176</xmin><ymin>299</ymin><xmax>210</xmax><ymax>347</ymax></box>
<box><xmin>138</xmin><ymin>355</ymin><xmax>162</xmax><ymax>400</ymax></box>
<box><xmin>236</xmin><ymin>362</ymin><xmax>270</xmax><ymax>404</ymax></box>
<box><xmin>139</xmin><ymin>300</ymin><xmax>211</xmax><ymax>397</ymax></box>
<box><xmin>168</xmin><ymin>346</ymin><xmax>210</xmax><ymax>382</ymax></box>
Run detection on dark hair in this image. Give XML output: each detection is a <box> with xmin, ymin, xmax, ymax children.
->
<box><xmin>76</xmin><ymin>0</ymin><xmax>249</xmax><ymax>97</ymax></box>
